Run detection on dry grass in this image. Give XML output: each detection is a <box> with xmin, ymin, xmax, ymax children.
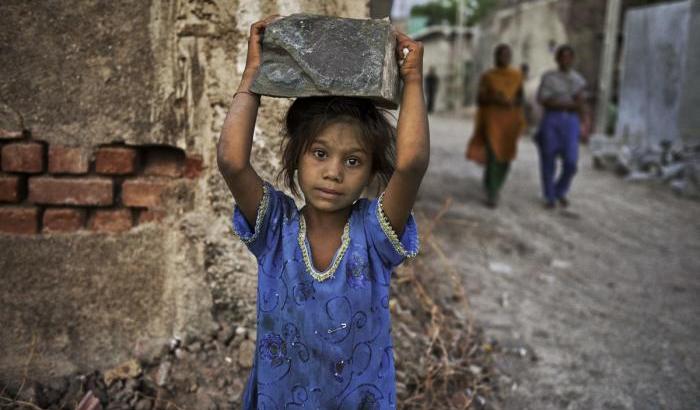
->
<box><xmin>392</xmin><ymin>197</ymin><xmax>494</xmax><ymax>409</ymax></box>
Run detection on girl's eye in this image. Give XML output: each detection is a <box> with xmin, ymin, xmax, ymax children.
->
<box><xmin>345</xmin><ymin>157</ymin><xmax>361</xmax><ymax>167</ymax></box>
<box><xmin>312</xmin><ymin>149</ymin><xmax>326</xmax><ymax>159</ymax></box>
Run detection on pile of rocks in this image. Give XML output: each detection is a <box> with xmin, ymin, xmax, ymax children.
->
<box><xmin>1</xmin><ymin>319</ymin><xmax>255</xmax><ymax>410</ymax></box>
<box><xmin>590</xmin><ymin>135</ymin><xmax>700</xmax><ymax>198</ymax></box>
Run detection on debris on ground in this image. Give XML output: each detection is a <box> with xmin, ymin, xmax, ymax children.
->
<box><xmin>590</xmin><ymin>134</ymin><xmax>700</xmax><ymax>198</ymax></box>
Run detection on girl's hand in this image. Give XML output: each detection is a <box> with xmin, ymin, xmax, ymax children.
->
<box><xmin>395</xmin><ymin>31</ymin><xmax>424</xmax><ymax>84</ymax></box>
<box><xmin>242</xmin><ymin>15</ymin><xmax>280</xmax><ymax>79</ymax></box>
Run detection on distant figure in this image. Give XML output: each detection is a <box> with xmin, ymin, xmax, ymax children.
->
<box><xmin>425</xmin><ymin>66</ymin><xmax>439</xmax><ymax>113</ymax></box>
<box><xmin>535</xmin><ymin>45</ymin><xmax>587</xmax><ymax>209</ymax></box>
<box><xmin>465</xmin><ymin>44</ymin><xmax>525</xmax><ymax>208</ymax></box>
<box><xmin>520</xmin><ymin>63</ymin><xmax>530</xmax><ymax>78</ymax></box>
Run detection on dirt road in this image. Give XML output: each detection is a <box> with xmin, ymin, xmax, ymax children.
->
<box><xmin>416</xmin><ymin>115</ymin><xmax>700</xmax><ymax>410</ymax></box>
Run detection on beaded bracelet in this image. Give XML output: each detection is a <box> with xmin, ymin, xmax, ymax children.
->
<box><xmin>233</xmin><ymin>90</ymin><xmax>261</xmax><ymax>103</ymax></box>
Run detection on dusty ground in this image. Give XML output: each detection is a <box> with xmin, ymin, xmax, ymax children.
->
<box><xmin>417</xmin><ymin>114</ymin><xmax>700</xmax><ymax>410</ymax></box>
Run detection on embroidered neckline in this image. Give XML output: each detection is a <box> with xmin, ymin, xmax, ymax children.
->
<box><xmin>297</xmin><ymin>213</ymin><xmax>351</xmax><ymax>282</ymax></box>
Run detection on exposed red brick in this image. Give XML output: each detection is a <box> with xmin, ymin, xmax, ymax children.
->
<box><xmin>43</xmin><ymin>208</ymin><xmax>85</xmax><ymax>233</ymax></box>
<box><xmin>1</xmin><ymin>142</ymin><xmax>44</xmax><ymax>173</ymax></box>
<box><xmin>184</xmin><ymin>155</ymin><xmax>204</xmax><ymax>179</ymax></box>
<box><xmin>95</xmin><ymin>147</ymin><xmax>138</xmax><ymax>175</ymax></box>
<box><xmin>89</xmin><ymin>209</ymin><xmax>133</xmax><ymax>233</ymax></box>
<box><xmin>0</xmin><ymin>175</ymin><xmax>23</xmax><ymax>202</ymax></box>
<box><xmin>0</xmin><ymin>207</ymin><xmax>38</xmax><ymax>235</ymax></box>
<box><xmin>122</xmin><ymin>178</ymin><xmax>171</xmax><ymax>208</ymax></box>
<box><xmin>143</xmin><ymin>148</ymin><xmax>185</xmax><ymax>177</ymax></box>
<box><xmin>48</xmin><ymin>145</ymin><xmax>89</xmax><ymax>174</ymax></box>
<box><xmin>28</xmin><ymin>177</ymin><xmax>113</xmax><ymax>206</ymax></box>
<box><xmin>139</xmin><ymin>209</ymin><xmax>167</xmax><ymax>224</ymax></box>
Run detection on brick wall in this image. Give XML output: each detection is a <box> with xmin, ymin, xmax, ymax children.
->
<box><xmin>0</xmin><ymin>135</ymin><xmax>203</xmax><ymax>235</ymax></box>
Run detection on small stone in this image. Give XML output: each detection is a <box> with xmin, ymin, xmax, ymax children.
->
<box><xmin>229</xmin><ymin>378</ymin><xmax>244</xmax><ymax>402</ymax></box>
<box><xmin>135</xmin><ymin>398</ymin><xmax>153</xmax><ymax>410</ymax></box>
<box><xmin>104</xmin><ymin>359</ymin><xmax>142</xmax><ymax>386</ymax></box>
<box><xmin>251</xmin><ymin>14</ymin><xmax>400</xmax><ymax>108</ymax></box>
<box><xmin>107</xmin><ymin>379</ymin><xmax>124</xmax><ymax>395</ymax></box>
<box><xmin>124</xmin><ymin>378</ymin><xmax>140</xmax><ymax>391</ymax></box>
<box><xmin>156</xmin><ymin>361</ymin><xmax>172</xmax><ymax>387</ymax></box>
<box><xmin>174</xmin><ymin>348</ymin><xmax>189</xmax><ymax>360</ymax></box>
<box><xmin>488</xmin><ymin>261</ymin><xmax>513</xmax><ymax>274</ymax></box>
<box><xmin>168</xmin><ymin>337</ymin><xmax>181</xmax><ymax>351</ymax></box>
<box><xmin>196</xmin><ymin>389</ymin><xmax>219</xmax><ymax>410</ymax></box>
<box><xmin>216</xmin><ymin>378</ymin><xmax>228</xmax><ymax>389</ymax></box>
<box><xmin>63</xmin><ymin>377</ymin><xmax>85</xmax><ymax>407</ymax></box>
<box><xmin>106</xmin><ymin>401</ymin><xmax>131</xmax><ymax>410</ymax></box>
<box><xmin>188</xmin><ymin>341</ymin><xmax>202</xmax><ymax>353</ymax></box>
<box><xmin>238</xmin><ymin>340</ymin><xmax>256</xmax><ymax>368</ymax></box>
<box><xmin>550</xmin><ymin>259</ymin><xmax>572</xmax><ymax>269</ymax></box>
<box><xmin>218</xmin><ymin>323</ymin><xmax>236</xmax><ymax>346</ymax></box>
<box><xmin>209</xmin><ymin>322</ymin><xmax>222</xmax><ymax>338</ymax></box>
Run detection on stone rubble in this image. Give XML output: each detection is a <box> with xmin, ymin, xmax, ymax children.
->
<box><xmin>590</xmin><ymin>134</ymin><xmax>700</xmax><ymax>198</ymax></box>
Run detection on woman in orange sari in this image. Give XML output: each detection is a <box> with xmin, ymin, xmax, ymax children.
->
<box><xmin>466</xmin><ymin>44</ymin><xmax>525</xmax><ymax>208</ymax></box>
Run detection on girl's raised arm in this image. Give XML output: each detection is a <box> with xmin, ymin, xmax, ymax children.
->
<box><xmin>217</xmin><ymin>16</ymin><xmax>278</xmax><ymax>226</ymax></box>
<box><xmin>382</xmin><ymin>31</ymin><xmax>430</xmax><ymax>236</ymax></box>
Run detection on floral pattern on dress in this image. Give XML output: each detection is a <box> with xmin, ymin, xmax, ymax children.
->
<box><xmin>232</xmin><ymin>183</ymin><xmax>419</xmax><ymax>409</ymax></box>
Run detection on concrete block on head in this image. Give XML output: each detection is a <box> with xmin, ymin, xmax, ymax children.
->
<box><xmin>251</xmin><ymin>14</ymin><xmax>400</xmax><ymax>108</ymax></box>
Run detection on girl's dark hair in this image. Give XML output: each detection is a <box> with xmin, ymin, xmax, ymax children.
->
<box><xmin>279</xmin><ymin>96</ymin><xmax>396</xmax><ymax>197</ymax></box>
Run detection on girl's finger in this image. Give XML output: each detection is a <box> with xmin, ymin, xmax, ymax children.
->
<box><xmin>394</xmin><ymin>30</ymin><xmax>412</xmax><ymax>42</ymax></box>
<box><xmin>250</xmin><ymin>15</ymin><xmax>282</xmax><ymax>34</ymax></box>
<box><xmin>262</xmin><ymin>14</ymin><xmax>281</xmax><ymax>25</ymax></box>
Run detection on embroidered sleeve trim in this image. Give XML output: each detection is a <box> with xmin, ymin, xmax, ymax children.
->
<box><xmin>376</xmin><ymin>192</ymin><xmax>419</xmax><ymax>259</ymax></box>
<box><xmin>233</xmin><ymin>182</ymin><xmax>271</xmax><ymax>244</ymax></box>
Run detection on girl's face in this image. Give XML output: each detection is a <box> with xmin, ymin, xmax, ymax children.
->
<box><xmin>298</xmin><ymin>121</ymin><xmax>373</xmax><ymax>214</ymax></box>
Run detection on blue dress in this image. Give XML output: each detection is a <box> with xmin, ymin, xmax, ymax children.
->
<box><xmin>232</xmin><ymin>183</ymin><xmax>419</xmax><ymax>409</ymax></box>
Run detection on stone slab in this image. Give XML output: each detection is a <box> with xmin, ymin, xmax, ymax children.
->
<box><xmin>616</xmin><ymin>1</ymin><xmax>694</xmax><ymax>148</ymax></box>
<box><xmin>251</xmin><ymin>14</ymin><xmax>400</xmax><ymax>108</ymax></box>
<box><xmin>678</xmin><ymin>0</ymin><xmax>700</xmax><ymax>145</ymax></box>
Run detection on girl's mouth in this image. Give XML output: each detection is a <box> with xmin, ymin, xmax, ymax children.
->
<box><xmin>316</xmin><ymin>188</ymin><xmax>342</xmax><ymax>197</ymax></box>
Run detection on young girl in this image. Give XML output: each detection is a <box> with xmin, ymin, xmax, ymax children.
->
<box><xmin>217</xmin><ymin>15</ymin><xmax>430</xmax><ymax>409</ymax></box>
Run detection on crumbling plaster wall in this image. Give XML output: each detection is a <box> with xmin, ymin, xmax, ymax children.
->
<box><xmin>0</xmin><ymin>0</ymin><xmax>368</xmax><ymax>383</ymax></box>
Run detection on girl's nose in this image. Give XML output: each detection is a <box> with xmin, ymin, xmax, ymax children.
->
<box><xmin>323</xmin><ymin>159</ymin><xmax>343</xmax><ymax>182</ymax></box>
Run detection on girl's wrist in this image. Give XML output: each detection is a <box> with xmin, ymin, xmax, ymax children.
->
<box><xmin>233</xmin><ymin>89</ymin><xmax>260</xmax><ymax>104</ymax></box>
<box><xmin>238</xmin><ymin>69</ymin><xmax>258</xmax><ymax>88</ymax></box>
<box><xmin>402</xmin><ymin>76</ymin><xmax>424</xmax><ymax>87</ymax></box>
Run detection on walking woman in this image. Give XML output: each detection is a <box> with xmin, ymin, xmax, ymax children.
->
<box><xmin>535</xmin><ymin>45</ymin><xmax>587</xmax><ymax>208</ymax></box>
<box><xmin>466</xmin><ymin>44</ymin><xmax>525</xmax><ymax>208</ymax></box>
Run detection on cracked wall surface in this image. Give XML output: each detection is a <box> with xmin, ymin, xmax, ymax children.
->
<box><xmin>0</xmin><ymin>0</ymin><xmax>368</xmax><ymax>383</ymax></box>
